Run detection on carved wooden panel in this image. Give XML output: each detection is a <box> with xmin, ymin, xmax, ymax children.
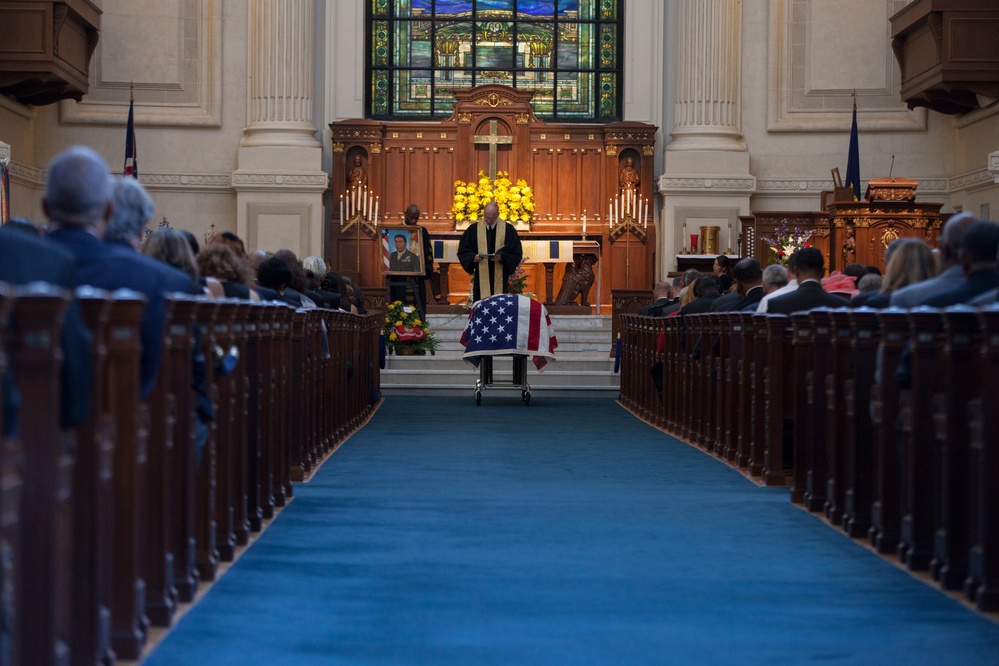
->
<box><xmin>0</xmin><ymin>1</ymin><xmax>101</xmax><ymax>105</ymax></box>
<box><xmin>329</xmin><ymin>85</ymin><xmax>657</xmax><ymax>301</ymax></box>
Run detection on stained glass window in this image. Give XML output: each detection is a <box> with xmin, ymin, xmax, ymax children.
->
<box><xmin>367</xmin><ymin>0</ymin><xmax>622</xmax><ymax>122</ymax></box>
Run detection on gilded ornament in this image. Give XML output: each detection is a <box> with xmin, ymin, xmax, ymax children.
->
<box><xmin>642</xmin><ymin>145</ymin><xmax>655</xmax><ymax>156</ymax></box>
<box><xmin>606</xmin><ymin>145</ymin><xmax>618</xmax><ymax>156</ymax></box>
<box><xmin>332</xmin><ymin>143</ymin><xmax>345</xmax><ymax>153</ymax></box>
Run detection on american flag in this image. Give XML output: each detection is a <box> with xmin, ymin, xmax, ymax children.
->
<box><xmin>461</xmin><ymin>294</ymin><xmax>558</xmax><ymax>371</ymax></box>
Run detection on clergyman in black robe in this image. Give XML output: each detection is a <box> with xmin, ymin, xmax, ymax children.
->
<box><xmin>456</xmin><ymin>201</ymin><xmax>524</xmax><ymax>302</ymax></box>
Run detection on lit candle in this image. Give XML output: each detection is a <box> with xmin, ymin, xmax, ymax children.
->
<box><xmin>582</xmin><ymin>210</ymin><xmax>587</xmax><ymax>235</ymax></box>
<box><xmin>609</xmin><ymin>200</ymin><xmax>613</xmax><ymax>228</ymax></box>
<box><xmin>373</xmin><ymin>196</ymin><xmax>379</xmax><ymax>227</ymax></box>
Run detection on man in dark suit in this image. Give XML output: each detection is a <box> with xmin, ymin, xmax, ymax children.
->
<box><xmin>923</xmin><ymin>220</ymin><xmax>999</xmax><ymax>307</ymax></box>
<box><xmin>639</xmin><ymin>281</ymin><xmax>676</xmax><ymax>316</ymax></box>
<box><xmin>768</xmin><ymin>248</ymin><xmax>849</xmax><ymax>315</ymax></box>
<box><xmin>0</xmin><ymin>223</ymin><xmax>93</xmax><ymax>434</ymax></box>
<box><xmin>45</xmin><ymin>146</ymin><xmax>193</xmax><ymax>400</ymax></box>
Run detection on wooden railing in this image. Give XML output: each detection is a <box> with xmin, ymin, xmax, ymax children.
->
<box><xmin>619</xmin><ymin>306</ymin><xmax>999</xmax><ymax>613</ymax></box>
<box><xmin>0</xmin><ymin>285</ymin><xmax>381</xmax><ymax>665</ymax></box>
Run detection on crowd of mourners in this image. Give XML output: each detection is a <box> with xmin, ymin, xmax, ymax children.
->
<box><xmin>640</xmin><ymin>212</ymin><xmax>998</xmax><ymax>318</ymax></box>
<box><xmin>0</xmin><ymin>145</ymin><xmax>365</xmax><ymax>442</ymax></box>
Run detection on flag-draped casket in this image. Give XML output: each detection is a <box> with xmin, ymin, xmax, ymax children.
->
<box><xmin>460</xmin><ymin>295</ymin><xmax>558</xmax><ymax>371</ymax></box>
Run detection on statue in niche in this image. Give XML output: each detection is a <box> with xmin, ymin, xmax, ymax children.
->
<box><xmin>347</xmin><ymin>155</ymin><xmax>367</xmax><ymax>190</ymax></box>
<box><xmin>619</xmin><ymin>157</ymin><xmax>640</xmax><ymax>196</ymax></box>
<box><xmin>842</xmin><ymin>227</ymin><xmax>856</xmax><ymax>265</ymax></box>
<box><xmin>555</xmin><ymin>254</ymin><xmax>597</xmax><ymax>307</ymax></box>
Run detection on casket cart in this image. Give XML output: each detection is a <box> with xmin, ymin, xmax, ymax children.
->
<box><xmin>474</xmin><ymin>354</ymin><xmax>531</xmax><ymax>406</ymax></box>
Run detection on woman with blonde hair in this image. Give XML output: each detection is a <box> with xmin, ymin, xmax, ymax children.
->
<box><xmin>852</xmin><ymin>237</ymin><xmax>936</xmax><ymax>308</ymax></box>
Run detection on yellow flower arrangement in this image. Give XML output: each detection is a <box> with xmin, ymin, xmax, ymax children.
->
<box><xmin>383</xmin><ymin>301</ymin><xmax>438</xmax><ymax>354</ymax></box>
<box><xmin>451</xmin><ymin>170</ymin><xmax>534</xmax><ymax>224</ymax></box>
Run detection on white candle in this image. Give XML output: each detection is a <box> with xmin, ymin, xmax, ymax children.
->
<box><xmin>340</xmin><ymin>195</ymin><xmax>345</xmax><ymax>227</ymax></box>
<box><xmin>373</xmin><ymin>197</ymin><xmax>379</xmax><ymax>227</ymax></box>
<box><xmin>582</xmin><ymin>210</ymin><xmax>587</xmax><ymax>234</ymax></box>
<box><xmin>609</xmin><ymin>201</ymin><xmax>613</xmax><ymax>228</ymax></box>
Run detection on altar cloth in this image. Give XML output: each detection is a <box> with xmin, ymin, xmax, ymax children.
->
<box><xmin>460</xmin><ymin>294</ymin><xmax>558</xmax><ymax>371</ymax></box>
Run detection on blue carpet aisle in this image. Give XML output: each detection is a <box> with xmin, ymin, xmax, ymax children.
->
<box><xmin>145</xmin><ymin>396</ymin><xmax>999</xmax><ymax>665</ymax></box>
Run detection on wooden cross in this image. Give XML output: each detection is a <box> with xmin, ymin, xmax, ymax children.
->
<box><xmin>473</xmin><ymin>119</ymin><xmax>513</xmax><ymax>181</ymax></box>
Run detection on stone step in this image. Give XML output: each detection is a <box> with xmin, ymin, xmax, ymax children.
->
<box><xmin>380</xmin><ymin>351</ymin><xmax>620</xmax><ymax>397</ymax></box>
<box><xmin>380</xmin><ymin>313</ymin><xmax>620</xmax><ymax>397</ymax></box>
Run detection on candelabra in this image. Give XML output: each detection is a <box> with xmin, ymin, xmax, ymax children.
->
<box><xmin>340</xmin><ymin>185</ymin><xmax>379</xmax><ymax>235</ymax></box>
<box><xmin>607</xmin><ymin>191</ymin><xmax>649</xmax><ymax>241</ymax></box>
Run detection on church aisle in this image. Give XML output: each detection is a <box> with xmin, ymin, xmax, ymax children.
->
<box><xmin>145</xmin><ymin>396</ymin><xmax>999</xmax><ymax>665</ymax></box>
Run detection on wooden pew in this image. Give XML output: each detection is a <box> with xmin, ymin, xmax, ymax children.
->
<box><xmin>762</xmin><ymin>314</ymin><xmax>793</xmax><ymax>486</ymax></box>
<box><xmin>842</xmin><ymin>308</ymin><xmax>879</xmax><ymax>538</ymax></box>
<box><xmin>244</xmin><ymin>304</ymin><xmax>264</xmax><ymax>532</ymax></box>
<box><xmin>788</xmin><ymin>312</ymin><xmax>815</xmax><ymax>505</ymax></box>
<box><xmin>274</xmin><ymin>306</ymin><xmax>293</xmax><ymax>505</ymax></box>
<box><xmin>212</xmin><ymin>301</ymin><xmax>238</xmax><ymax>562</ymax></box>
<box><xmin>143</xmin><ymin>297</ymin><xmax>178</xmax><ymax>627</ymax></box>
<box><xmin>289</xmin><ymin>309</ymin><xmax>308</xmax><ymax>481</ymax></box>
<box><xmin>256</xmin><ymin>305</ymin><xmax>277</xmax><ymax>521</ymax></box>
<box><xmin>713</xmin><ymin>313</ymin><xmax>733</xmax><ymax>458</ymax></box>
<box><xmin>167</xmin><ymin>297</ymin><xmax>199</xmax><ymax>602</ymax></box>
<box><xmin>869</xmin><ymin>308</ymin><xmax>908</xmax><ymax>554</ymax></box>
<box><xmin>931</xmin><ymin>306</ymin><xmax>979</xmax><ymax>589</ymax></box>
<box><xmin>0</xmin><ymin>284</ymin><xmax>21</xmax><ymax>666</ymax></box>
<box><xmin>231</xmin><ymin>302</ymin><xmax>251</xmax><ymax>548</ymax></box>
<box><xmin>194</xmin><ymin>300</ymin><xmax>219</xmax><ymax>582</ymax></box>
<box><xmin>103</xmin><ymin>291</ymin><xmax>151</xmax><ymax>660</ymax></box>
<box><xmin>747</xmin><ymin>313</ymin><xmax>769</xmax><ymax>477</ymax></box>
<box><xmin>67</xmin><ymin>289</ymin><xmax>115</xmax><ymax>666</ymax></box>
<box><xmin>898</xmin><ymin>308</ymin><xmax>942</xmax><ymax>571</ymax></box>
<box><xmin>968</xmin><ymin>304</ymin><xmax>999</xmax><ymax>610</ymax></box>
<box><xmin>734</xmin><ymin>312</ymin><xmax>756</xmax><ymax>468</ymax></box>
<box><xmin>824</xmin><ymin>308</ymin><xmax>852</xmax><ymax>525</ymax></box>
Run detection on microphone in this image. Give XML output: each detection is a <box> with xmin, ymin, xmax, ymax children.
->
<box><xmin>889</xmin><ymin>155</ymin><xmax>896</xmax><ymax>180</ymax></box>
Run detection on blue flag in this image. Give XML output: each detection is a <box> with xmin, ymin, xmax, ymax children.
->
<box><xmin>845</xmin><ymin>99</ymin><xmax>860</xmax><ymax>201</ymax></box>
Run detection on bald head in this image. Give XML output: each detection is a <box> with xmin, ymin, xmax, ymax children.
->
<box><xmin>484</xmin><ymin>202</ymin><xmax>499</xmax><ymax>225</ymax></box>
<box><xmin>940</xmin><ymin>212</ymin><xmax>978</xmax><ymax>265</ymax></box>
<box><xmin>44</xmin><ymin>146</ymin><xmax>113</xmax><ymax>229</ymax></box>
<box><xmin>404</xmin><ymin>204</ymin><xmax>420</xmax><ymax>225</ymax></box>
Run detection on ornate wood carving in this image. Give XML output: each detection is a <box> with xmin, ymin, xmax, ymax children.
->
<box><xmin>0</xmin><ymin>1</ymin><xmax>101</xmax><ymax>105</ymax></box>
<box><xmin>891</xmin><ymin>1</ymin><xmax>999</xmax><ymax>114</ymax></box>
<box><xmin>328</xmin><ymin>85</ymin><xmax>658</xmax><ymax>305</ymax></box>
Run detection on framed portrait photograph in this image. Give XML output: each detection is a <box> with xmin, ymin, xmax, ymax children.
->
<box><xmin>381</xmin><ymin>226</ymin><xmax>425</xmax><ymax>276</ymax></box>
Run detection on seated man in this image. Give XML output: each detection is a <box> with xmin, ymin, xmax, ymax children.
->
<box><xmin>0</xmin><ymin>223</ymin><xmax>92</xmax><ymax>434</ymax></box>
<box><xmin>639</xmin><ymin>281</ymin><xmax>676</xmax><ymax>316</ymax></box>
<box><xmin>767</xmin><ymin>248</ymin><xmax>849</xmax><ymax>315</ymax></box>
<box><xmin>46</xmin><ymin>146</ymin><xmax>193</xmax><ymax>399</ymax></box>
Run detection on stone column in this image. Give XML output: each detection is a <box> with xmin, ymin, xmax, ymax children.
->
<box><xmin>670</xmin><ymin>0</ymin><xmax>745</xmax><ymax>152</ymax></box>
<box><xmin>234</xmin><ymin>0</ymin><xmax>327</xmax><ymax>257</ymax></box>
<box><xmin>659</xmin><ymin>0</ymin><xmax>755</xmax><ymax>275</ymax></box>
<box><xmin>242</xmin><ymin>0</ymin><xmax>320</xmax><ymax>148</ymax></box>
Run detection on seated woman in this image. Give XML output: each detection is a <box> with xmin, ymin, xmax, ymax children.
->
<box><xmin>197</xmin><ymin>243</ymin><xmax>261</xmax><ymax>301</ymax></box>
<box><xmin>713</xmin><ymin>255</ymin><xmax>734</xmax><ymax>293</ymax></box>
<box><xmin>852</xmin><ymin>238</ymin><xmax>936</xmax><ymax>308</ymax></box>
<box><xmin>142</xmin><ymin>228</ymin><xmax>224</xmax><ymax>297</ymax></box>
